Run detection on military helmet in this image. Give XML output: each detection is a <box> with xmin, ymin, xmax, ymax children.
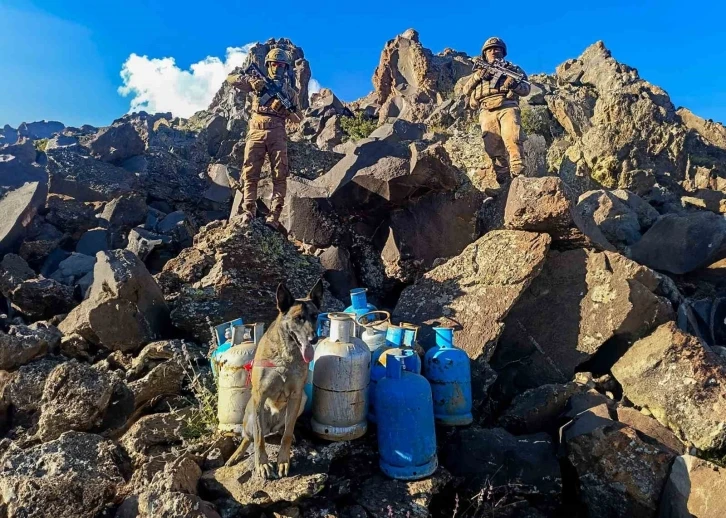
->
<box><xmin>265</xmin><ymin>48</ymin><xmax>291</xmax><ymax>66</ymax></box>
<box><xmin>481</xmin><ymin>37</ymin><xmax>507</xmax><ymax>58</ymax></box>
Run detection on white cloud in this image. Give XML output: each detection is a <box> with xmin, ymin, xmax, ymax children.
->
<box><xmin>118</xmin><ymin>44</ymin><xmax>255</xmax><ymax>118</ymax></box>
<box><xmin>308</xmin><ymin>78</ymin><xmax>322</xmax><ymax>99</ymax></box>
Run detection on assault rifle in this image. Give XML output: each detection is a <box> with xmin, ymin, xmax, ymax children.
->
<box><xmin>244</xmin><ymin>62</ymin><xmax>301</xmax><ymax>123</ymax></box>
<box><xmin>472</xmin><ymin>58</ymin><xmax>530</xmax><ymax>90</ymax></box>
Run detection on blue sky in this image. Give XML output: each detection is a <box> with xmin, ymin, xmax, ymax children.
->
<box><xmin>1</xmin><ymin>0</ymin><xmax>724</xmax><ymax>128</ymax></box>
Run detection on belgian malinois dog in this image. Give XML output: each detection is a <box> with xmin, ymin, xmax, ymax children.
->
<box><xmin>225</xmin><ymin>278</ymin><xmax>323</xmax><ymax>478</ymax></box>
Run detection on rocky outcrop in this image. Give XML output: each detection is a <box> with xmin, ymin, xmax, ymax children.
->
<box><xmin>491</xmin><ymin>249</ymin><xmax>674</xmax><ymax>395</ymax></box>
<box><xmin>0</xmin><ymin>432</ymin><xmax>125</xmax><ymax>517</ymax></box>
<box><xmin>393</xmin><ymin>230</ymin><xmax>551</xmax><ymax>359</ymax></box>
<box><xmin>612</xmin><ymin>322</ymin><xmax>726</xmax><ymax>452</ymax></box>
<box><xmin>59</xmin><ymin>249</ymin><xmax>170</xmax><ymax>352</ymax></box>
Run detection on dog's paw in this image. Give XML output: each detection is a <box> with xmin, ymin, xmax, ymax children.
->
<box><xmin>278</xmin><ymin>461</ymin><xmax>290</xmax><ymax>477</ymax></box>
<box><xmin>256</xmin><ymin>462</ymin><xmax>277</xmax><ymax>479</ymax></box>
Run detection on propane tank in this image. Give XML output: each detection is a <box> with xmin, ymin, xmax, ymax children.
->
<box><xmin>304</xmin><ymin>313</ymin><xmax>333</xmax><ymax>414</ymax></box>
<box><xmin>344</xmin><ymin>288</ymin><xmax>376</xmax><ymax>337</ymax></box>
<box><xmin>358</xmin><ymin>310</ymin><xmax>391</xmax><ymax>353</ymax></box>
<box><xmin>375</xmin><ymin>351</ymin><xmax>438</xmax><ymax>480</ymax></box>
<box><xmin>217</xmin><ymin>322</ymin><xmax>264</xmax><ymax>433</ymax></box>
<box><xmin>311</xmin><ymin>313</ymin><xmax>370</xmax><ymax>440</ymax></box>
<box><xmin>368</xmin><ymin>323</ymin><xmax>403</xmax><ymax>423</ymax></box>
<box><xmin>210</xmin><ymin>318</ymin><xmax>244</xmax><ymax>379</ymax></box>
<box><xmin>424</xmin><ymin>326</ymin><xmax>473</xmax><ymax>426</ymax></box>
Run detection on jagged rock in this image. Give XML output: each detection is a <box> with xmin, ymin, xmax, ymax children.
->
<box><xmin>548</xmin><ymin>42</ymin><xmax>690</xmax><ymax>197</ymax></box>
<box><xmin>393</xmin><ymin>230</ymin><xmax>550</xmax><ymax>359</ymax></box>
<box><xmin>59</xmin><ymin>249</ymin><xmax>170</xmax><ymax>352</ymax></box>
<box><xmin>319</xmin><ymin>246</ymin><xmax>358</xmax><ymax>302</ymax></box>
<box><xmin>382</xmin><ymin>189</ymin><xmax>485</xmax><ymax>282</ymax></box>
<box><xmin>498</xmin><ymin>382</ymin><xmax>583</xmax><ymax>434</ymax></box>
<box><xmin>629</xmin><ymin>211</ymin><xmax>726</xmax><ymax>274</ymax></box>
<box><xmin>18</xmin><ymin>120</ymin><xmax>65</xmax><ymax>140</ymax></box>
<box><xmin>572</xmin><ymin>189</ymin><xmax>660</xmax><ymax>251</ymax></box>
<box><xmin>47</xmin><ymin>145</ymin><xmax>138</xmax><ymax>201</ymax></box>
<box><xmin>3</xmin><ymin>274</ymin><xmax>75</xmax><ymax>320</ymax></box>
<box><xmin>75</xmin><ymin>227</ymin><xmax>109</xmax><ymax>257</ymax></box>
<box><xmin>316</xmin><ymin>115</ymin><xmax>345</xmax><ymax>151</ymax></box>
<box><xmin>562</xmin><ymin>391</ymin><xmax>617</xmax><ymax>421</ymax></box>
<box><xmin>677</xmin><ymin>107</ymin><xmax>726</xmax><ymax>149</ymax></box>
<box><xmin>368</xmin><ymin>119</ymin><xmax>426</xmax><ymax>143</ymax></box>
<box><xmin>616</xmin><ymin>406</ymin><xmax>684</xmax><ymax>454</ymax></box>
<box><xmin>0</xmin><ymin>253</ymin><xmax>35</xmax><ymax>293</ymax></box>
<box><xmin>121</xmin><ymin>410</ymin><xmax>190</xmax><ymax>461</ymax></box>
<box><xmin>100</xmin><ymin>192</ymin><xmax>148</xmax><ymax>228</ymax></box>
<box><xmin>372</xmin><ymin>29</ymin><xmax>472</xmax><ymax>123</ymax></box>
<box><xmin>354</xmin><ymin>468</ymin><xmax>452</xmax><ymax>518</ymax></box>
<box><xmin>18</xmin><ymin>221</ymin><xmax>65</xmax><ymax>268</ymax></box>
<box><xmin>504</xmin><ymin>176</ymin><xmax>573</xmax><ymax>233</ymax></box>
<box><xmin>0</xmin><ymin>181</ymin><xmax>48</xmax><ymax>255</ymax></box>
<box><xmin>44</xmin><ymin>194</ymin><xmax>97</xmax><ymax>236</ymax></box>
<box><xmin>562</xmin><ymin>410</ymin><xmax>675</xmax><ymax>518</ymax></box>
<box><xmin>87</xmin><ymin>122</ymin><xmax>145</xmax><ymax>163</ymax></box>
<box><xmin>0</xmin><ymin>323</ymin><xmax>59</xmax><ymax>370</ymax></box>
<box><xmin>158</xmin><ymin>219</ymin><xmax>323</xmax><ymax>342</ymax></box>
<box><xmin>308</xmin><ymin>88</ymin><xmax>352</xmax><ymax>118</ymax></box>
<box><xmin>441</xmin><ymin>427</ymin><xmax>561</xmax><ymax>498</ymax></box>
<box><xmin>659</xmin><ymin>455</ymin><xmax>726</xmax><ymax>518</ymax></box>
<box><xmin>612</xmin><ymin>322</ymin><xmax>726</xmax><ymax>452</ymax></box>
<box><xmin>203</xmin><ymin>163</ymin><xmax>234</xmax><ymax>203</ymax></box>
<box><xmin>137</xmin><ymin>492</ymin><xmax>221</xmax><ymax>518</ymax></box>
<box><xmin>682</xmin><ymin>189</ymin><xmax>726</xmax><ymax>214</ymax></box>
<box><xmin>200</xmin><ymin>438</ymin><xmax>342</xmax><ymax>508</ymax></box>
<box><xmin>127</xmin><ymin>227</ymin><xmax>174</xmax><ymax>271</ymax></box>
<box><xmin>50</xmin><ymin>253</ymin><xmax>96</xmax><ymax>286</ymax></box>
<box><xmin>128</xmin><ymin>359</ymin><xmax>185</xmax><ymax>409</ymax></box>
<box><xmin>36</xmin><ymin>360</ymin><xmax>115</xmax><ymax>441</ymax></box>
<box><xmin>2</xmin><ymin>356</ymin><xmax>65</xmax><ymax>427</ymax></box>
<box><xmin>120</xmin><ymin>150</ymin><xmax>207</xmax><ymax>203</ymax></box>
<box><xmin>0</xmin><ymin>431</ymin><xmax>124</xmax><ymax>518</ymax></box>
<box><xmin>0</xmin><ymin>138</ymin><xmax>47</xmax><ymax>189</ymax></box>
<box><xmin>491</xmin><ymin>249</ymin><xmax>673</xmax><ymax>395</ymax></box>
<box><xmin>157</xmin><ymin>210</ymin><xmax>195</xmax><ymax>248</ymax></box>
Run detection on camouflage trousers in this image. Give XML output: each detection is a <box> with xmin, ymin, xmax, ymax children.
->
<box><xmin>241</xmin><ymin>116</ymin><xmax>289</xmax><ymax>220</ymax></box>
<box><xmin>479</xmin><ymin>106</ymin><xmax>525</xmax><ymax>180</ymax></box>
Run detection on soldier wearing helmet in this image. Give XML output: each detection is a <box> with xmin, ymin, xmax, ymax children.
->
<box><xmin>225</xmin><ymin>47</ymin><xmax>300</xmax><ymax>230</ymax></box>
<box><xmin>462</xmin><ymin>37</ymin><xmax>530</xmax><ymax>180</ymax></box>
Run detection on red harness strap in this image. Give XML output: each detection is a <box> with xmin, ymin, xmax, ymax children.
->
<box><xmin>243</xmin><ymin>359</ymin><xmax>278</xmax><ymax>386</ymax></box>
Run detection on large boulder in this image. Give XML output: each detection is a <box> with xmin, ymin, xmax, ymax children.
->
<box><xmin>393</xmin><ymin>230</ymin><xmax>551</xmax><ymax>359</ymax></box>
<box><xmin>100</xmin><ymin>192</ymin><xmax>148</xmax><ymax>228</ymax></box>
<box><xmin>158</xmin><ymin>219</ymin><xmax>326</xmax><ymax>342</ymax></box>
<box><xmin>0</xmin><ymin>323</ymin><xmax>60</xmax><ymax>370</ymax></box>
<box><xmin>573</xmin><ymin>189</ymin><xmax>660</xmax><ymax>251</ymax></box>
<box><xmin>308</xmin><ymin>88</ymin><xmax>352</xmax><ymax>118</ymax></box>
<box><xmin>46</xmin><ymin>145</ymin><xmax>138</xmax><ymax>202</ymax></box>
<box><xmin>612</xmin><ymin>322</ymin><xmax>726</xmax><ymax>452</ymax></box>
<box><xmin>44</xmin><ymin>193</ymin><xmax>97</xmax><ymax>237</ymax></box>
<box><xmin>0</xmin><ymin>138</ymin><xmax>47</xmax><ymax>189</ymax></box>
<box><xmin>0</xmin><ymin>431</ymin><xmax>125</xmax><ymax>518</ymax></box>
<box><xmin>0</xmin><ymin>181</ymin><xmax>48</xmax><ymax>255</ymax></box>
<box><xmin>1</xmin><ymin>356</ymin><xmax>65</xmax><ymax>428</ymax></box>
<box><xmin>491</xmin><ymin>249</ymin><xmax>674</xmax><ymax>395</ymax></box>
<box><xmin>659</xmin><ymin>455</ymin><xmax>726</xmax><ymax>518</ymax></box>
<box><xmin>562</xmin><ymin>410</ymin><xmax>676</xmax><ymax>518</ymax></box>
<box><xmin>36</xmin><ymin>360</ymin><xmax>116</xmax><ymax>441</ymax></box>
<box><xmin>59</xmin><ymin>249</ymin><xmax>170</xmax><ymax>352</ymax></box>
<box><xmin>504</xmin><ymin>176</ymin><xmax>573</xmax><ymax>233</ymax></box>
<box><xmin>381</xmin><ymin>189</ymin><xmax>485</xmax><ymax>282</ymax></box>
<box><xmin>629</xmin><ymin>211</ymin><xmax>726</xmax><ymax>274</ymax></box>
<box><xmin>86</xmin><ymin>121</ymin><xmax>146</xmax><ymax>163</ymax></box>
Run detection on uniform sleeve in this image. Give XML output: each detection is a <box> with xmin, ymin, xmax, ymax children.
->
<box><xmin>512</xmin><ymin>66</ymin><xmax>531</xmax><ymax>97</ymax></box>
<box><xmin>461</xmin><ymin>72</ymin><xmax>482</xmax><ymax>96</ymax></box>
<box><xmin>226</xmin><ymin>73</ymin><xmax>252</xmax><ymax>93</ymax></box>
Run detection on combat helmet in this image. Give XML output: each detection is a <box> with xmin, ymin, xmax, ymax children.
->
<box><xmin>265</xmin><ymin>48</ymin><xmax>291</xmax><ymax>67</ymax></box>
<box><xmin>481</xmin><ymin>37</ymin><xmax>507</xmax><ymax>58</ymax></box>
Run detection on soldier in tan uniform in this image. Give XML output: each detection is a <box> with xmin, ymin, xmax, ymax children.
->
<box><xmin>226</xmin><ymin>48</ymin><xmax>300</xmax><ymax>230</ymax></box>
<box><xmin>463</xmin><ymin>37</ymin><xmax>531</xmax><ymax>180</ymax></box>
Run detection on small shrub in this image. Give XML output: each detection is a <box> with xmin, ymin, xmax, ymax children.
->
<box><xmin>33</xmin><ymin>138</ymin><xmax>48</xmax><ymax>152</ymax></box>
<box><xmin>179</xmin><ymin>360</ymin><xmax>218</xmax><ymax>442</ymax></box>
<box><xmin>340</xmin><ymin>112</ymin><xmax>378</xmax><ymax>141</ymax></box>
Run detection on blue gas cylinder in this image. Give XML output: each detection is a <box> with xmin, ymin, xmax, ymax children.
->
<box><xmin>344</xmin><ymin>288</ymin><xmax>376</xmax><ymax>336</ymax></box>
<box><xmin>210</xmin><ymin>318</ymin><xmax>244</xmax><ymax>379</ymax></box>
<box><xmin>423</xmin><ymin>326</ymin><xmax>473</xmax><ymax>426</ymax></box>
<box><xmin>368</xmin><ymin>324</ymin><xmax>403</xmax><ymax>423</ymax></box>
<box><xmin>375</xmin><ymin>352</ymin><xmax>438</xmax><ymax>480</ymax></box>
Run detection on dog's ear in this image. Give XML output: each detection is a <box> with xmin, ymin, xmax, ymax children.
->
<box><xmin>308</xmin><ymin>277</ymin><xmax>324</xmax><ymax>310</ymax></box>
<box><xmin>276</xmin><ymin>283</ymin><xmax>295</xmax><ymax>313</ymax></box>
